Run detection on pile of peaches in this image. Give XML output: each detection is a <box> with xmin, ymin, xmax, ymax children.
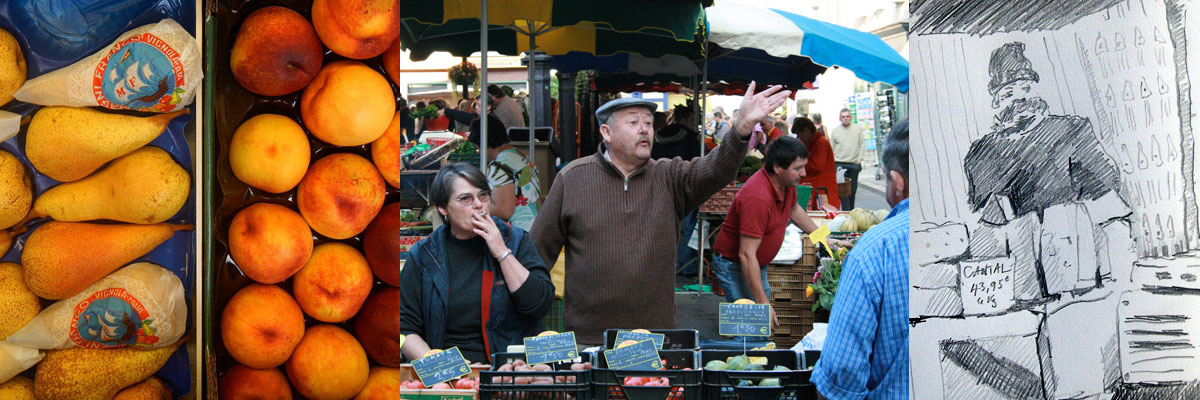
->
<box><xmin>215</xmin><ymin>1</ymin><xmax>435</xmax><ymax>399</ymax></box>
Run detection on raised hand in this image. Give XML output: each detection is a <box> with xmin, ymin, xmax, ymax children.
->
<box><xmin>734</xmin><ymin>81</ymin><xmax>792</xmax><ymax>137</ymax></box>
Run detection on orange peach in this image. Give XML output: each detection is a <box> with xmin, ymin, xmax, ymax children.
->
<box><xmin>228</xmin><ymin>203</ymin><xmax>314</xmax><ymax>284</ymax></box>
<box><xmin>354</xmin><ymin>286</ymin><xmax>404</xmax><ymax>366</ymax></box>
<box><xmin>221</xmin><ymin>284</ymin><xmax>306</xmax><ymax>369</ymax></box>
<box><xmin>311</xmin><ymin>0</ymin><xmax>402</xmax><ymax>59</ymax></box>
<box><xmin>354</xmin><ymin>367</ymin><xmax>404</xmax><ymax>400</ymax></box>
<box><xmin>293</xmin><ymin>242</ymin><xmax>373</xmax><ymax>323</ymax></box>
<box><xmin>362</xmin><ymin>203</ymin><xmax>417</xmax><ymax>286</ymax></box>
<box><xmin>297</xmin><ymin>153</ymin><xmax>385</xmax><ymax>239</ymax></box>
<box><xmin>229</xmin><ymin>114</ymin><xmax>311</xmax><ymax>193</ymax></box>
<box><xmin>370</xmin><ymin>110</ymin><xmax>407</xmax><ymax>189</ymax></box>
<box><xmin>219</xmin><ymin>364</ymin><xmax>293</xmax><ymax>400</ymax></box>
<box><xmin>287</xmin><ymin>325</ymin><xmax>370</xmax><ymax>400</ymax></box>
<box><xmin>230</xmin><ymin>6</ymin><xmax>324</xmax><ymax>96</ymax></box>
<box><xmin>381</xmin><ymin>36</ymin><xmax>402</xmax><ymax>87</ymax></box>
<box><xmin>300</xmin><ymin>60</ymin><xmax>395</xmax><ymax>146</ymax></box>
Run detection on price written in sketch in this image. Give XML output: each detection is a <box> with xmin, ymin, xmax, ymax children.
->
<box><xmin>718</xmin><ymin>303</ymin><xmax>771</xmax><ymax>336</ymax></box>
<box><xmin>960</xmin><ymin>258</ymin><xmax>1015</xmax><ymax>315</ymax></box>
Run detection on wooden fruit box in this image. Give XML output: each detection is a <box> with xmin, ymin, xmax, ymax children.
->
<box><xmin>400</xmin><ymin>389</ymin><xmax>480</xmax><ymax>400</ymax></box>
<box><xmin>396</xmin><ymin>364</ymin><xmax>490</xmax><ymax>400</ymax></box>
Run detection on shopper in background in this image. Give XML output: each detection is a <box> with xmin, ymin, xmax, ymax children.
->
<box><xmin>762</xmin><ymin>116</ymin><xmax>785</xmax><ymax>143</ymax></box>
<box><xmin>794</xmin><ymin>116</ymin><xmax>840</xmax><ymax>209</ymax></box>
<box><xmin>454</xmin><ymin>98</ymin><xmax>473</xmax><ymax>133</ymax></box>
<box><xmin>489</xmin><ymin>84</ymin><xmax>526</xmax><ymax>129</ymax></box>
<box><xmin>811</xmin><ymin>119</ymin><xmax>909</xmax><ymax>399</ymax></box>
<box><xmin>711</xmin><ymin>136</ymin><xmax>820</xmax><ymax>326</ymax></box>
<box><xmin>397</xmin><ymin>163</ymin><xmax>554</xmax><ymax>364</ymax></box>
<box><xmin>829</xmin><ymin>108</ymin><xmax>865</xmax><ymax>210</ymax></box>
<box><xmin>531</xmin><ymin>82</ymin><xmax>790</xmax><ymax>345</ymax></box>
<box><xmin>812</xmin><ymin>113</ymin><xmax>826</xmax><ymax>136</ymax></box>
<box><xmin>652</xmin><ymin>104</ymin><xmax>701</xmax><ymax>161</ymax></box>
<box><xmin>467</xmin><ymin>116</ymin><xmax>541</xmax><ymax>232</ymax></box>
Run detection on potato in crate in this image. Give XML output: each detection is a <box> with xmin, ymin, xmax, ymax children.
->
<box><xmin>480</xmin><ymin>352</ymin><xmax>592</xmax><ymax>400</ymax></box>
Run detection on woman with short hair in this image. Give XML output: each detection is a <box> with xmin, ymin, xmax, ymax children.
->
<box><xmin>396</xmin><ymin>163</ymin><xmax>554</xmax><ymax>363</ymax></box>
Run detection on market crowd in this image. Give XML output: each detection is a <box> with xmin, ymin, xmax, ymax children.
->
<box><xmin>398</xmin><ymin>82</ymin><xmax>910</xmax><ymax>399</ymax></box>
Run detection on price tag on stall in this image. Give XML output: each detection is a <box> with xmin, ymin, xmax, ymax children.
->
<box><xmin>524</xmin><ymin>332</ymin><xmax>578</xmax><ymax>364</ymax></box>
<box><xmin>718</xmin><ymin>303</ymin><xmax>772</xmax><ymax>336</ymax></box>
<box><xmin>603</xmin><ymin>340</ymin><xmax>662</xmax><ymax>370</ymax></box>
<box><xmin>412</xmin><ymin>347</ymin><xmax>472</xmax><ymax>386</ymax></box>
<box><xmin>614</xmin><ymin>330</ymin><xmax>665</xmax><ymax>349</ymax></box>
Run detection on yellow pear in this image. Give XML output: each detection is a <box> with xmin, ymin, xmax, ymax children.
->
<box><xmin>0</xmin><ymin>376</ymin><xmax>35</xmax><ymax>399</ymax></box>
<box><xmin>22</xmin><ymin>221</ymin><xmax>192</xmax><ymax>300</ymax></box>
<box><xmin>31</xmin><ymin>146</ymin><xmax>190</xmax><ymax>224</ymax></box>
<box><xmin>26</xmin><ymin>106</ymin><xmax>189</xmax><ymax>182</ymax></box>
<box><xmin>0</xmin><ymin>262</ymin><xmax>40</xmax><ymax>339</ymax></box>
<box><xmin>34</xmin><ymin>337</ymin><xmax>184</xmax><ymax>400</ymax></box>
<box><xmin>0</xmin><ymin>150</ymin><xmax>32</xmax><ymax>230</ymax></box>
<box><xmin>0</xmin><ymin>28</ymin><xmax>25</xmax><ymax>107</ymax></box>
<box><xmin>112</xmin><ymin>376</ymin><xmax>172</xmax><ymax>400</ymax></box>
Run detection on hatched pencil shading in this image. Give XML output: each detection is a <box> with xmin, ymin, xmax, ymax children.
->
<box><xmin>910</xmin><ymin>0</ymin><xmax>1200</xmax><ymax>398</ymax></box>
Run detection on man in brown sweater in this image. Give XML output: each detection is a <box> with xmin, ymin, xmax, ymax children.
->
<box><xmin>531</xmin><ymin>83</ymin><xmax>792</xmax><ymax>344</ymax></box>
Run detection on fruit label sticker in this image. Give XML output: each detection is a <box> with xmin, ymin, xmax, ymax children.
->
<box><xmin>524</xmin><ymin>332</ymin><xmax>578</xmax><ymax>364</ymax></box>
<box><xmin>413</xmin><ymin>347</ymin><xmax>472</xmax><ymax>386</ymax></box>
<box><xmin>719</xmin><ymin>303</ymin><xmax>772</xmax><ymax>336</ymax></box>
<box><xmin>615</xmin><ymin>330</ymin><xmax>666</xmax><ymax>349</ymax></box>
<box><xmin>604</xmin><ymin>340</ymin><xmax>662</xmax><ymax>370</ymax></box>
<box><xmin>93</xmin><ymin>33</ymin><xmax>185</xmax><ymax>112</ymax></box>
<box><xmin>69</xmin><ymin>288</ymin><xmax>160</xmax><ymax>349</ymax></box>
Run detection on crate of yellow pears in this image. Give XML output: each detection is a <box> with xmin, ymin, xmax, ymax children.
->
<box><xmin>0</xmin><ymin>2</ymin><xmax>202</xmax><ymax>398</ymax></box>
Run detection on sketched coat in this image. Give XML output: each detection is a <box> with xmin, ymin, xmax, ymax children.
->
<box><xmin>963</xmin><ymin>115</ymin><xmax>1122</xmax><ymax>225</ymax></box>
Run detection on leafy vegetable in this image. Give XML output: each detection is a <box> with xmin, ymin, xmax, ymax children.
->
<box><xmin>452</xmin><ymin>141</ymin><xmax>479</xmax><ymax>155</ymax></box>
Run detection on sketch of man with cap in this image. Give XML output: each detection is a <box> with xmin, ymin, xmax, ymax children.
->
<box><xmin>961</xmin><ymin>42</ymin><xmax>1131</xmax><ymax>300</ymax></box>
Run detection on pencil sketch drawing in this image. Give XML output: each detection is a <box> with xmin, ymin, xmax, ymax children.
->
<box><xmin>909</xmin><ymin>0</ymin><xmax>1200</xmax><ymax>398</ymax></box>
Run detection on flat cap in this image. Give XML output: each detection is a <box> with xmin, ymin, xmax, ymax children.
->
<box><xmin>596</xmin><ymin>97</ymin><xmax>658</xmax><ymax>124</ymax></box>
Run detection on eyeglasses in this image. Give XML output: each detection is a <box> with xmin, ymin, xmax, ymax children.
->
<box><xmin>454</xmin><ymin>190</ymin><xmax>492</xmax><ymax>206</ymax></box>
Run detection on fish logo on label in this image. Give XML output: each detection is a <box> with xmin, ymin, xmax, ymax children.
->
<box><xmin>69</xmin><ymin>288</ymin><xmax>159</xmax><ymax>349</ymax></box>
<box><xmin>93</xmin><ymin>33</ymin><xmax>186</xmax><ymax>112</ymax></box>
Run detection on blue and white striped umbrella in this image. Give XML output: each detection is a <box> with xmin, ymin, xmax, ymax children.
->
<box><xmin>708</xmin><ymin>0</ymin><xmax>908</xmax><ymax>92</ymax></box>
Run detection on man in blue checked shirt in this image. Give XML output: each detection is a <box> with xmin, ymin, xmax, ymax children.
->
<box><xmin>811</xmin><ymin>119</ymin><xmax>909</xmax><ymax>399</ymax></box>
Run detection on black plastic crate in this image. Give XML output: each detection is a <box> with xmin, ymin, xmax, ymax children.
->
<box><xmin>592</xmin><ymin>350</ymin><xmax>701</xmax><ymax>400</ymax></box>
<box><xmin>800</xmin><ymin>351</ymin><xmax>820</xmax><ymax>369</ymax></box>
<box><xmin>700</xmin><ymin>350</ymin><xmax>815</xmax><ymax>400</ymax></box>
<box><xmin>602</xmin><ymin>329</ymin><xmax>700</xmax><ymax>350</ymax></box>
<box><xmin>480</xmin><ymin>352</ymin><xmax>593</xmax><ymax>400</ymax></box>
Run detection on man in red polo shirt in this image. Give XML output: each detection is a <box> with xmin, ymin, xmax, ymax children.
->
<box><xmin>712</xmin><ymin>136</ymin><xmax>821</xmax><ymax>326</ymax></box>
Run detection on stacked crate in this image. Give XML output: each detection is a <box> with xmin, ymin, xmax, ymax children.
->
<box><xmin>699</xmin><ymin>184</ymin><xmax>741</xmax><ymax>214</ymax></box>
<box><xmin>768</xmin><ymin>237</ymin><xmax>818</xmax><ymax>348</ymax></box>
